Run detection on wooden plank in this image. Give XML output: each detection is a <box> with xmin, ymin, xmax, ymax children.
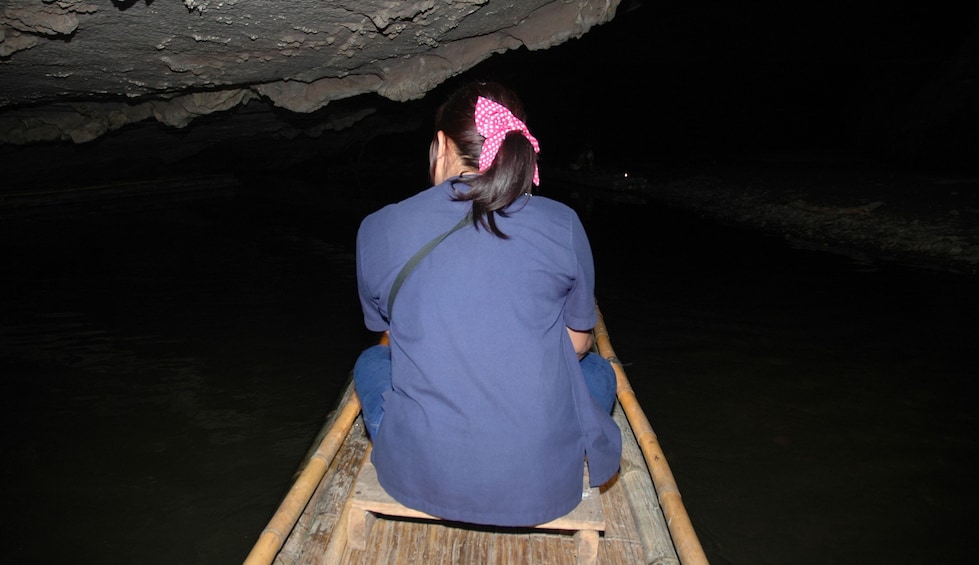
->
<box><xmin>346</xmin><ymin>453</ymin><xmax>604</xmax><ymax>564</ymax></box>
<box><xmin>613</xmin><ymin>404</ymin><xmax>681</xmax><ymax>564</ymax></box>
<box><xmin>574</xmin><ymin>530</ymin><xmax>599</xmax><ymax>565</ymax></box>
<box><xmin>349</xmin><ymin>459</ymin><xmax>603</xmax><ymax>531</ymax></box>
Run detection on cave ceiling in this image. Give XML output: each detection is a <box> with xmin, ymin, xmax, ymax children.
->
<box><xmin>0</xmin><ymin>0</ymin><xmax>621</xmax><ymax>147</ymax></box>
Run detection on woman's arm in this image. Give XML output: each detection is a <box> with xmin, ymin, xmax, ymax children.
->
<box><xmin>567</xmin><ymin>327</ymin><xmax>594</xmax><ymax>360</ymax></box>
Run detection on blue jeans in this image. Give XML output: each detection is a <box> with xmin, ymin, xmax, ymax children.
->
<box><xmin>353</xmin><ymin>344</ymin><xmax>618</xmax><ymax>438</ymax></box>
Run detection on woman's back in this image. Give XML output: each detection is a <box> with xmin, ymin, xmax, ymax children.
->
<box><xmin>357</xmin><ymin>181</ymin><xmax>620</xmax><ymax>526</ymax></box>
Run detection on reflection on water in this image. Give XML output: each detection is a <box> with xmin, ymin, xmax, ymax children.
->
<box><xmin>1</xmin><ymin>176</ymin><xmax>976</xmax><ymax>564</ymax></box>
<box><xmin>588</xmin><ymin>200</ymin><xmax>977</xmax><ymax>564</ymax></box>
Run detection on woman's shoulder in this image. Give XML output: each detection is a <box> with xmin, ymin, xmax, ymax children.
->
<box><xmin>524</xmin><ymin>194</ymin><xmax>585</xmax><ymax>226</ymax></box>
<box><xmin>363</xmin><ymin>184</ymin><xmax>443</xmax><ymax>220</ymax></box>
<box><xmin>530</xmin><ymin>194</ymin><xmax>574</xmax><ymax>212</ymax></box>
<box><xmin>360</xmin><ymin>183</ymin><xmax>466</xmax><ymax>239</ymax></box>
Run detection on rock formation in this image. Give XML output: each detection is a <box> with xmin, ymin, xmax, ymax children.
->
<box><xmin>0</xmin><ymin>0</ymin><xmax>621</xmax><ymax>145</ymax></box>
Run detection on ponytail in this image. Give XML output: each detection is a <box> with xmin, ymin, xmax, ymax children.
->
<box><xmin>464</xmin><ymin>131</ymin><xmax>537</xmax><ymax>237</ymax></box>
<box><xmin>432</xmin><ymin>82</ymin><xmax>540</xmax><ymax>239</ymax></box>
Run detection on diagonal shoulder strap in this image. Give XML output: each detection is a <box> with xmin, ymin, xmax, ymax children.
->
<box><xmin>387</xmin><ymin>213</ymin><xmax>473</xmax><ymax>318</ymax></box>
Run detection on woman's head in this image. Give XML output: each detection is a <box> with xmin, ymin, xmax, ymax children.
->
<box><xmin>430</xmin><ymin>81</ymin><xmax>540</xmax><ymax>238</ymax></box>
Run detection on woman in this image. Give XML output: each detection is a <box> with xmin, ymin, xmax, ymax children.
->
<box><xmin>354</xmin><ymin>81</ymin><xmax>621</xmax><ymax>528</ymax></box>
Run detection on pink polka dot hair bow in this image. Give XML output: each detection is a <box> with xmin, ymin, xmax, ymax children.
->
<box><xmin>474</xmin><ymin>96</ymin><xmax>541</xmax><ymax>185</ymax></box>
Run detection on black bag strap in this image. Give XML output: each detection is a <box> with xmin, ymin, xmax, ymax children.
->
<box><xmin>387</xmin><ymin>213</ymin><xmax>473</xmax><ymax>318</ymax></box>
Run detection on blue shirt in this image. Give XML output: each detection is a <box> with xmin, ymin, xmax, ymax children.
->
<box><xmin>355</xmin><ymin>178</ymin><xmax>622</xmax><ymax>527</ymax></box>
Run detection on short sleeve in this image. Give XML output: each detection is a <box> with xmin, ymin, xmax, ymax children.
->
<box><xmin>563</xmin><ymin>209</ymin><xmax>597</xmax><ymax>331</ymax></box>
<box><xmin>356</xmin><ymin>215</ymin><xmax>390</xmax><ymax>332</ymax></box>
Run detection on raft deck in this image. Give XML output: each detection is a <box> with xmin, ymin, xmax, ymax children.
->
<box><xmin>245</xmin><ymin>307</ymin><xmax>708</xmax><ymax>564</ymax></box>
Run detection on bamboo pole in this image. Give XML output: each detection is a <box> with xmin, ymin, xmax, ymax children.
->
<box><xmin>243</xmin><ymin>333</ymin><xmax>386</xmax><ymax>565</ymax></box>
<box><xmin>593</xmin><ymin>304</ymin><xmax>710</xmax><ymax>565</ymax></box>
<box><xmin>242</xmin><ymin>387</ymin><xmax>363</xmax><ymax>565</ymax></box>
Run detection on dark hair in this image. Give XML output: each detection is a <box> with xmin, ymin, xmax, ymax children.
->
<box><xmin>430</xmin><ymin>81</ymin><xmax>538</xmax><ymax>239</ymax></box>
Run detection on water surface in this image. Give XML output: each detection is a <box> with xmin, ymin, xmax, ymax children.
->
<box><xmin>1</xmin><ymin>173</ymin><xmax>975</xmax><ymax>564</ymax></box>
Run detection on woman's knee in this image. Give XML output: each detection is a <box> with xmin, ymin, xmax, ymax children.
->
<box><xmin>580</xmin><ymin>352</ymin><xmax>616</xmax><ymax>413</ymax></box>
<box><xmin>353</xmin><ymin>344</ymin><xmax>392</xmax><ymax>437</ymax></box>
<box><xmin>354</xmin><ymin>344</ymin><xmax>391</xmax><ymax>380</ymax></box>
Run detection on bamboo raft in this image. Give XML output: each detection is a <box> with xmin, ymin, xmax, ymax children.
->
<box><xmin>244</xmin><ymin>305</ymin><xmax>708</xmax><ymax>564</ymax></box>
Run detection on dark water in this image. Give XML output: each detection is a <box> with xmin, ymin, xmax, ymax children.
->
<box><xmin>1</xmin><ymin>174</ymin><xmax>976</xmax><ymax>565</ymax></box>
